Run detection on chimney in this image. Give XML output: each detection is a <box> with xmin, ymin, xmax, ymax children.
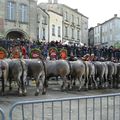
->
<box><xmin>97</xmin><ymin>23</ymin><xmax>100</xmax><ymax>26</ymax></box>
<box><xmin>74</xmin><ymin>9</ymin><xmax>78</xmax><ymax>12</ymax></box>
<box><xmin>54</xmin><ymin>0</ymin><xmax>58</xmax><ymax>4</ymax></box>
<box><xmin>48</xmin><ymin>0</ymin><xmax>52</xmax><ymax>3</ymax></box>
<box><xmin>114</xmin><ymin>14</ymin><xmax>117</xmax><ymax>17</ymax></box>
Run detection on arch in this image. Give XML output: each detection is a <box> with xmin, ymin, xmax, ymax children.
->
<box><xmin>5</xmin><ymin>29</ymin><xmax>29</xmax><ymax>40</ymax></box>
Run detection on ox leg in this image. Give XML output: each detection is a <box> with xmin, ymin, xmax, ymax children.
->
<box><xmin>35</xmin><ymin>80</ymin><xmax>40</xmax><ymax>96</ymax></box>
<box><xmin>84</xmin><ymin>76</ymin><xmax>89</xmax><ymax>91</ymax></box>
<box><xmin>109</xmin><ymin>76</ymin><xmax>113</xmax><ymax>88</ymax></box>
<box><xmin>113</xmin><ymin>75</ymin><xmax>116</xmax><ymax>88</ymax></box>
<box><xmin>16</xmin><ymin>73</ymin><xmax>23</xmax><ymax>96</ymax></box>
<box><xmin>1</xmin><ymin>73</ymin><xmax>4</xmax><ymax>95</ymax></box>
<box><xmin>9</xmin><ymin>77</ymin><xmax>12</xmax><ymax>91</ymax></box>
<box><xmin>93</xmin><ymin>75</ymin><xmax>98</xmax><ymax>89</ymax></box>
<box><xmin>98</xmin><ymin>75</ymin><xmax>104</xmax><ymax>89</ymax></box>
<box><xmin>104</xmin><ymin>75</ymin><xmax>106</xmax><ymax>88</ymax></box>
<box><xmin>78</xmin><ymin>76</ymin><xmax>83</xmax><ymax>91</ymax></box>
<box><xmin>41</xmin><ymin>74</ymin><xmax>47</xmax><ymax>95</ymax></box>
<box><xmin>22</xmin><ymin>72</ymin><xmax>27</xmax><ymax>96</ymax></box>
<box><xmin>61</xmin><ymin>76</ymin><xmax>67</xmax><ymax>91</ymax></box>
<box><xmin>68</xmin><ymin>76</ymin><xmax>73</xmax><ymax>90</ymax></box>
<box><xmin>115</xmin><ymin>75</ymin><xmax>119</xmax><ymax>88</ymax></box>
<box><xmin>89</xmin><ymin>76</ymin><xmax>93</xmax><ymax>90</ymax></box>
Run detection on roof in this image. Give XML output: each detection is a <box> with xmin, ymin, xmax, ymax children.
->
<box><xmin>37</xmin><ymin>6</ymin><xmax>49</xmax><ymax>16</ymax></box>
<box><xmin>47</xmin><ymin>10</ymin><xmax>63</xmax><ymax>16</ymax></box>
<box><xmin>38</xmin><ymin>2</ymin><xmax>88</xmax><ymax>19</ymax></box>
<box><xmin>102</xmin><ymin>16</ymin><xmax>120</xmax><ymax>25</ymax></box>
<box><xmin>60</xmin><ymin>4</ymin><xmax>88</xmax><ymax>19</ymax></box>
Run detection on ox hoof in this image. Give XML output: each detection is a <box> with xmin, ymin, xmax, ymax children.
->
<box><xmin>42</xmin><ymin>92</ymin><xmax>46</xmax><ymax>95</ymax></box>
<box><xmin>35</xmin><ymin>92</ymin><xmax>39</xmax><ymax>96</ymax></box>
<box><xmin>61</xmin><ymin>89</ymin><xmax>65</xmax><ymax>92</ymax></box>
<box><xmin>23</xmin><ymin>92</ymin><xmax>27</xmax><ymax>96</ymax></box>
<box><xmin>69</xmin><ymin>88</ymin><xmax>72</xmax><ymax>91</ymax></box>
<box><xmin>83</xmin><ymin>88</ymin><xmax>88</xmax><ymax>91</ymax></box>
<box><xmin>1</xmin><ymin>92</ymin><xmax>5</xmax><ymax>96</ymax></box>
<box><xmin>18</xmin><ymin>91</ymin><xmax>23</xmax><ymax>96</ymax></box>
<box><xmin>19</xmin><ymin>93</ymin><xmax>23</xmax><ymax>97</ymax></box>
<box><xmin>78</xmin><ymin>89</ymin><xmax>81</xmax><ymax>92</ymax></box>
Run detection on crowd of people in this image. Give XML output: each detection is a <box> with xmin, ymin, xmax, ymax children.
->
<box><xmin>0</xmin><ymin>39</ymin><xmax>120</xmax><ymax>62</ymax></box>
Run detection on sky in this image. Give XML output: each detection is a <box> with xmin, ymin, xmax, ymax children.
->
<box><xmin>38</xmin><ymin>0</ymin><xmax>120</xmax><ymax>28</ymax></box>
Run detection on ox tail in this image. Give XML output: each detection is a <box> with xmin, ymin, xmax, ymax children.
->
<box><xmin>19</xmin><ymin>59</ymin><xmax>24</xmax><ymax>88</ymax></box>
<box><xmin>83</xmin><ymin>61</ymin><xmax>88</xmax><ymax>87</ymax></box>
<box><xmin>66</xmin><ymin>60</ymin><xmax>72</xmax><ymax>75</ymax></box>
<box><xmin>41</xmin><ymin>59</ymin><xmax>47</xmax><ymax>88</ymax></box>
<box><xmin>66</xmin><ymin>60</ymin><xmax>72</xmax><ymax>80</ymax></box>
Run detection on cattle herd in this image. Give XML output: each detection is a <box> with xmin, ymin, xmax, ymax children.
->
<box><xmin>0</xmin><ymin>59</ymin><xmax>120</xmax><ymax>96</ymax></box>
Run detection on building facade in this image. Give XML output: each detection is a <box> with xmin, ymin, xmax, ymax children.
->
<box><xmin>37</xmin><ymin>7</ymin><xmax>49</xmax><ymax>42</ymax></box>
<box><xmin>47</xmin><ymin>10</ymin><xmax>62</xmax><ymax>42</ymax></box>
<box><xmin>88</xmin><ymin>27</ymin><xmax>94</xmax><ymax>46</ymax></box>
<box><xmin>0</xmin><ymin>0</ymin><xmax>37</xmax><ymax>41</ymax></box>
<box><xmin>39</xmin><ymin>0</ymin><xmax>88</xmax><ymax>45</ymax></box>
<box><xmin>101</xmin><ymin>14</ymin><xmax>120</xmax><ymax>47</ymax></box>
<box><xmin>90</xmin><ymin>14</ymin><xmax>120</xmax><ymax>47</ymax></box>
<box><xmin>94</xmin><ymin>24</ymin><xmax>102</xmax><ymax>46</ymax></box>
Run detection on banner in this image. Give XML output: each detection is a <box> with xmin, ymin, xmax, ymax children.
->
<box><xmin>59</xmin><ymin>48</ymin><xmax>67</xmax><ymax>60</ymax></box>
<box><xmin>49</xmin><ymin>47</ymin><xmax>58</xmax><ymax>60</ymax></box>
<box><xmin>30</xmin><ymin>48</ymin><xmax>41</xmax><ymax>59</ymax></box>
<box><xmin>0</xmin><ymin>47</ymin><xmax>7</xmax><ymax>59</ymax></box>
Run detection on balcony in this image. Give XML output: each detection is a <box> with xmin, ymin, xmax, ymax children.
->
<box><xmin>63</xmin><ymin>20</ymin><xmax>69</xmax><ymax>25</ymax></box>
<box><xmin>42</xmin><ymin>21</ymin><xmax>47</xmax><ymax>25</ymax></box>
<box><xmin>71</xmin><ymin>22</ymin><xmax>75</xmax><ymax>27</ymax></box>
<box><xmin>76</xmin><ymin>24</ymin><xmax>81</xmax><ymax>29</ymax></box>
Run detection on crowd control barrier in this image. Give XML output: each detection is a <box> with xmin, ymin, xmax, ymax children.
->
<box><xmin>8</xmin><ymin>93</ymin><xmax>120</xmax><ymax>120</ymax></box>
<box><xmin>0</xmin><ymin>108</ymin><xmax>5</xmax><ymax>120</ymax></box>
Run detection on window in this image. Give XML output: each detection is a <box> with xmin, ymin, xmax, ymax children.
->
<box><xmin>7</xmin><ymin>1</ymin><xmax>16</xmax><ymax>20</ymax></box>
<box><xmin>72</xmin><ymin>15</ymin><xmax>74</xmax><ymax>23</ymax></box>
<box><xmin>52</xmin><ymin>25</ymin><xmax>55</xmax><ymax>36</ymax></box>
<box><xmin>19</xmin><ymin>4</ymin><xmax>28</xmax><ymax>23</ymax></box>
<box><xmin>42</xmin><ymin>28</ymin><xmax>45</xmax><ymax>40</ymax></box>
<box><xmin>42</xmin><ymin>16</ymin><xmax>47</xmax><ymax>24</ymax></box>
<box><xmin>72</xmin><ymin>28</ymin><xmax>74</xmax><ymax>39</ymax></box>
<box><xmin>110</xmin><ymin>23</ymin><xmax>112</xmax><ymax>29</ymax></box>
<box><xmin>110</xmin><ymin>34</ymin><xmax>112</xmax><ymax>41</ymax></box>
<box><xmin>77</xmin><ymin>17</ymin><xmax>79</xmax><ymax>25</ymax></box>
<box><xmin>37</xmin><ymin>27</ymin><xmax>39</xmax><ymax>40</ymax></box>
<box><xmin>65</xmin><ymin>11</ymin><xmax>68</xmax><ymax>21</ymax></box>
<box><xmin>77</xmin><ymin>30</ymin><xmax>80</xmax><ymax>40</ymax></box>
<box><xmin>65</xmin><ymin>26</ymin><xmax>68</xmax><ymax>37</ymax></box>
<box><xmin>102</xmin><ymin>37</ymin><xmax>104</xmax><ymax>43</ymax></box>
<box><xmin>58</xmin><ymin>26</ymin><xmax>61</xmax><ymax>37</ymax></box>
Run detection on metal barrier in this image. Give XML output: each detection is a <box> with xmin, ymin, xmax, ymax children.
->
<box><xmin>0</xmin><ymin>108</ymin><xmax>5</xmax><ymax>120</ymax></box>
<box><xmin>9</xmin><ymin>93</ymin><xmax>120</xmax><ymax>120</ymax></box>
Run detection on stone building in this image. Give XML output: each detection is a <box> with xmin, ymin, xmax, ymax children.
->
<box><xmin>37</xmin><ymin>7</ymin><xmax>49</xmax><ymax>42</ymax></box>
<box><xmin>47</xmin><ymin>10</ymin><xmax>62</xmax><ymax>42</ymax></box>
<box><xmin>0</xmin><ymin>0</ymin><xmax>37</xmax><ymax>41</ymax></box>
<box><xmin>90</xmin><ymin>14</ymin><xmax>120</xmax><ymax>47</ymax></box>
<box><xmin>101</xmin><ymin>14</ymin><xmax>120</xmax><ymax>47</ymax></box>
<box><xmin>39</xmin><ymin>0</ymin><xmax>88</xmax><ymax>45</ymax></box>
<box><xmin>94</xmin><ymin>23</ymin><xmax>102</xmax><ymax>46</ymax></box>
<box><xmin>88</xmin><ymin>27</ymin><xmax>94</xmax><ymax>46</ymax></box>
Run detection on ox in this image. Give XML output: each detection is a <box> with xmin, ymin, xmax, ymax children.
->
<box><xmin>45</xmin><ymin>60</ymin><xmax>70</xmax><ymax>91</ymax></box>
<box><xmin>0</xmin><ymin>60</ymin><xmax>9</xmax><ymax>94</ymax></box>
<box><xmin>106</xmin><ymin>61</ymin><xmax>117</xmax><ymax>88</ymax></box>
<box><xmin>93</xmin><ymin>61</ymin><xmax>108</xmax><ymax>88</ymax></box>
<box><xmin>68</xmin><ymin>60</ymin><xmax>86</xmax><ymax>91</ymax></box>
<box><xmin>2</xmin><ymin>59</ymin><xmax>27</xmax><ymax>96</ymax></box>
<box><xmin>25</xmin><ymin>59</ymin><xmax>47</xmax><ymax>96</ymax></box>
